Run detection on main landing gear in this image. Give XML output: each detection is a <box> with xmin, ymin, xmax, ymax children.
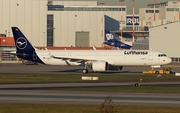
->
<box><xmin>82</xmin><ymin>64</ymin><xmax>89</xmax><ymax>74</ymax></box>
<box><xmin>82</xmin><ymin>69</ymin><xmax>88</xmax><ymax>74</ymax></box>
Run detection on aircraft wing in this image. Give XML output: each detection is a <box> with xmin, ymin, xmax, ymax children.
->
<box><xmin>45</xmin><ymin>48</ymin><xmax>98</xmax><ymax>63</ymax></box>
<box><xmin>51</xmin><ymin>56</ymin><xmax>96</xmax><ymax>63</ymax></box>
<box><xmin>51</xmin><ymin>55</ymin><xmax>97</xmax><ymax>63</ymax></box>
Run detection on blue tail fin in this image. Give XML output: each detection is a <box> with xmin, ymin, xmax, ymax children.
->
<box><xmin>11</xmin><ymin>27</ymin><xmax>44</xmax><ymax>64</ymax></box>
<box><xmin>104</xmin><ymin>29</ymin><xmax>115</xmax><ymax>46</ymax></box>
<box><xmin>104</xmin><ymin>29</ymin><xmax>132</xmax><ymax>49</ymax></box>
<box><xmin>12</xmin><ymin>27</ymin><xmax>35</xmax><ymax>53</ymax></box>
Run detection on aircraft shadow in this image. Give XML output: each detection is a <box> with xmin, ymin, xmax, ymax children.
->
<box><xmin>44</xmin><ymin>69</ymin><xmax>81</xmax><ymax>73</ymax></box>
<box><xmin>97</xmin><ymin>70</ymin><xmax>142</xmax><ymax>74</ymax></box>
<box><xmin>45</xmin><ymin>69</ymin><xmax>143</xmax><ymax>74</ymax></box>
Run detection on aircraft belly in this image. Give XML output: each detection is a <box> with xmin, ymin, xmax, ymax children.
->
<box><xmin>115</xmin><ymin>57</ymin><xmax>148</xmax><ymax>66</ymax></box>
<box><xmin>112</xmin><ymin>57</ymin><xmax>162</xmax><ymax>66</ymax></box>
<box><xmin>43</xmin><ymin>59</ymin><xmax>67</xmax><ymax>65</ymax></box>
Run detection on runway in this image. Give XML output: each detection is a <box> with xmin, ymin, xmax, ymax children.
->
<box><xmin>0</xmin><ymin>82</ymin><xmax>180</xmax><ymax>106</ymax></box>
<box><xmin>0</xmin><ymin>82</ymin><xmax>180</xmax><ymax>90</ymax></box>
<box><xmin>1</xmin><ymin>90</ymin><xmax>180</xmax><ymax>106</ymax></box>
<box><xmin>0</xmin><ymin>63</ymin><xmax>180</xmax><ymax>106</ymax></box>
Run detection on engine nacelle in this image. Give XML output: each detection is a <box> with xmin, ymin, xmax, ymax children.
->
<box><xmin>108</xmin><ymin>65</ymin><xmax>123</xmax><ymax>70</ymax></box>
<box><xmin>92</xmin><ymin>61</ymin><xmax>108</xmax><ymax>72</ymax></box>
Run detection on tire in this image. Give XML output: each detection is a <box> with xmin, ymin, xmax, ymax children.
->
<box><xmin>155</xmin><ymin>71</ymin><xmax>159</xmax><ymax>74</ymax></box>
<box><xmin>82</xmin><ymin>69</ymin><xmax>88</xmax><ymax>74</ymax></box>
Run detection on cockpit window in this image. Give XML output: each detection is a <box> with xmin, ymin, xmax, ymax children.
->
<box><xmin>162</xmin><ymin>54</ymin><xmax>167</xmax><ymax>56</ymax></box>
<box><xmin>158</xmin><ymin>54</ymin><xmax>167</xmax><ymax>57</ymax></box>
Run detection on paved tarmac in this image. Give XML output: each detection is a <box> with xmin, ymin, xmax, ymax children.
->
<box><xmin>0</xmin><ymin>63</ymin><xmax>180</xmax><ymax>74</ymax></box>
<box><xmin>0</xmin><ymin>82</ymin><xmax>180</xmax><ymax>90</ymax></box>
<box><xmin>1</xmin><ymin>90</ymin><xmax>180</xmax><ymax>106</ymax></box>
<box><xmin>0</xmin><ymin>63</ymin><xmax>180</xmax><ymax>106</ymax></box>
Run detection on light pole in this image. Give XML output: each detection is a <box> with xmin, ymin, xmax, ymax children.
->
<box><xmin>99</xmin><ymin>2</ymin><xmax>105</xmax><ymax>47</ymax></box>
<box><xmin>132</xmin><ymin>0</ymin><xmax>135</xmax><ymax>42</ymax></box>
<box><xmin>153</xmin><ymin>0</ymin><xmax>156</xmax><ymax>27</ymax></box>
<box><xmin>119</xmin><ymin>0</ymin><xmax>124</xmax><ymax>41</ymax></box>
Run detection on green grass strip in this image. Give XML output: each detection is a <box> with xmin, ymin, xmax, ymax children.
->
<box><xmin>0</xmin><ymin>103</ymin><xmax>180</xmax><ymax>113</ymax></box>
<box><xmin>0</xmin><ymin>73</ymin><xmax>179</xmax><ymax>84</ymax></box>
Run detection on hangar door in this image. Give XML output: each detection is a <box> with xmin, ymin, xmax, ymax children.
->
<box><xmin>75</xmin><ymin>32</ymin><xmax>89</xmax><ymax>47</ymax></box>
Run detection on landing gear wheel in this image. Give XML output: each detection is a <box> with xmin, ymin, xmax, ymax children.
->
<box><xmin>155</xmin><ymin>71</ymin><xmax>159</xmax><ymax>74</ymax></box>
<box><xmin>82</xmin><ymin>69</ymin><xmax>88</xmax><ymax>74</ymax></box>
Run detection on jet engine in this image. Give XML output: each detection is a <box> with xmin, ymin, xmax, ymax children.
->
<box><xmin>92</xmin><ymin>61</ymin><xmax>108</xmax><ymax>72</ymax></box>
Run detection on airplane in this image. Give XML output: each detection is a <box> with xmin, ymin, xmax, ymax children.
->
<box><xmin>103</xmin><ymin>29</ymin><xmax>132</xmax><ymax>49</ymax></box>
<box><xmin>11</xmin><ymin>27</ymin><xmax>172</xmax><ymax>74</ymax></box>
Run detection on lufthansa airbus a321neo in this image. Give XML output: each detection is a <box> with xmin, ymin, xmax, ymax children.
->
<box><xmin>11</xmin><ymin>27</ymin><xmax>172</xmax><ymax>74</ymax></box>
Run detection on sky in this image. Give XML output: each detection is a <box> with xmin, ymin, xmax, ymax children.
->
<box><xmin>54</xmin><ymin>0</ymin><xmax>179</xmax><ymax>14</ymax></box>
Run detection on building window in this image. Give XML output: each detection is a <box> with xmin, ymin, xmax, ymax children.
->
<box><xmin>155</xmin><ymin>10</ymin><xmax>159</xmax><ymax>13</ymax></box>
<box><xmin>145</xmin><ymin>10</ymin><xmax>159</xmax><ymax>13</ymax></box>
<box><xmin>47</xmin><ymin>14</ymin><xmax>54</xmax><ymax>46</ymax></box>
<box><xmin>175</xmin><ymin>58</ymin><xmax>179</xmax><ymax>62</ymax></box>
<box><xmin>48</xmin><ymin>6</ymin><xmax>126</xmax><ymax>12</ymax></box>
<box><xmin>48</xmin><ymin>5</ymin><xmax>64</xmax><ymax>11</ymax></box>
<box><xmin>171</xmin><ymin>57</ymin><xmax>180</xmax><ymax>62</ymax></box>
<box><xmin>166</xmin><ymin>8</ymin><xmax>179</xmax><ymax>11</ymax></box>
<box><xmin>47</xmin><ymin>38</ymin><xmax>53</xmax><ymax>46</ymax></box>
<box><xmin>122</xmin><ymin>8</ymin><xmax>126</xmax><ymax>11</ymax></box>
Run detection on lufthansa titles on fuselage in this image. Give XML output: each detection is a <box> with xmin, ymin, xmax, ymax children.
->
<box><xmin>124</xmin><ymin>51</ymin><xmax>148</xmax><ymax>55</ymax></box>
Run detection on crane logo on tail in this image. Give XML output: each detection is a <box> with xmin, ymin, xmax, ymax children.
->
<box><xmin>16</xmin><ymin>37</ymin><xmax>27</xmax><ymax>49</ymax></box>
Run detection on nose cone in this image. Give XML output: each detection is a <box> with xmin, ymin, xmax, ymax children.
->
<box><xmin>164</xmin><ymin>57</ymin><xmax>172</xmax><ymax>65</ymax></box>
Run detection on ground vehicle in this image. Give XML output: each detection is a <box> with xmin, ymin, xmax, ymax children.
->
<box><xmin>143</xmin><ymin>68</ymin><xmax>172</xmax><ymax>74</ymax></box>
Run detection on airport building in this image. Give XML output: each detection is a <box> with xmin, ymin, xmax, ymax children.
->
<box><xmin>139</xmin><ymin>1</ymin><xmax>180</xmax><ymax>27</ymax></box>
<box><xmin>0</xmin><ymin>0</ymin><xmax>128</xmax><ymax>48</ymax></box>
<box><xmin>134</xmin><ymin>1</ymin><xmax>180</xmax><ymax>63</ymax></box>
<box><xmin>0</xmin><ymin>0</ymin><xmax>130</xmax><ymax>63</ymax></box>
<box><xmin>149</xmin><ymin>21</ymin><xmax>180</xmax><ymax>62</ymax></box>
<box><xmin>148</xmin><ymin>1</ymin><xmax>180</xmax><ymax>63</ymax></box>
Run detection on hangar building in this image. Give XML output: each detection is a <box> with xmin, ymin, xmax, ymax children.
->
<box><xmin>0</xmin><ymin>0</ymin><xmax>127</xmax><ymax>47</ymax></box>
<box><xmin>149</xmin><ymin>21</ymin><xmax>180</xmax><ymax>63</ymax></box>
<box><xmin>135</xmin><ymin>0</ymin><xmax>180</xmax><ymax>64</ymax></box>
<box><xmin>0</xmin><ymin>0</ymin><xmax>128</xmax><ymax>63</ymax></box>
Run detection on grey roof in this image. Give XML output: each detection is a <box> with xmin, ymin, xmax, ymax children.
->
<box><xmin>133</xmin><ymin>39</ymin><xmax>149</xmax><ymax>45</ymax></box>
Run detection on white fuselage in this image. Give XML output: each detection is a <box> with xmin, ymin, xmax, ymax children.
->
<box><xmin>35</xmin><ymin>50</ymin><xmax>172</xmax><ymax>66</ymax></box>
